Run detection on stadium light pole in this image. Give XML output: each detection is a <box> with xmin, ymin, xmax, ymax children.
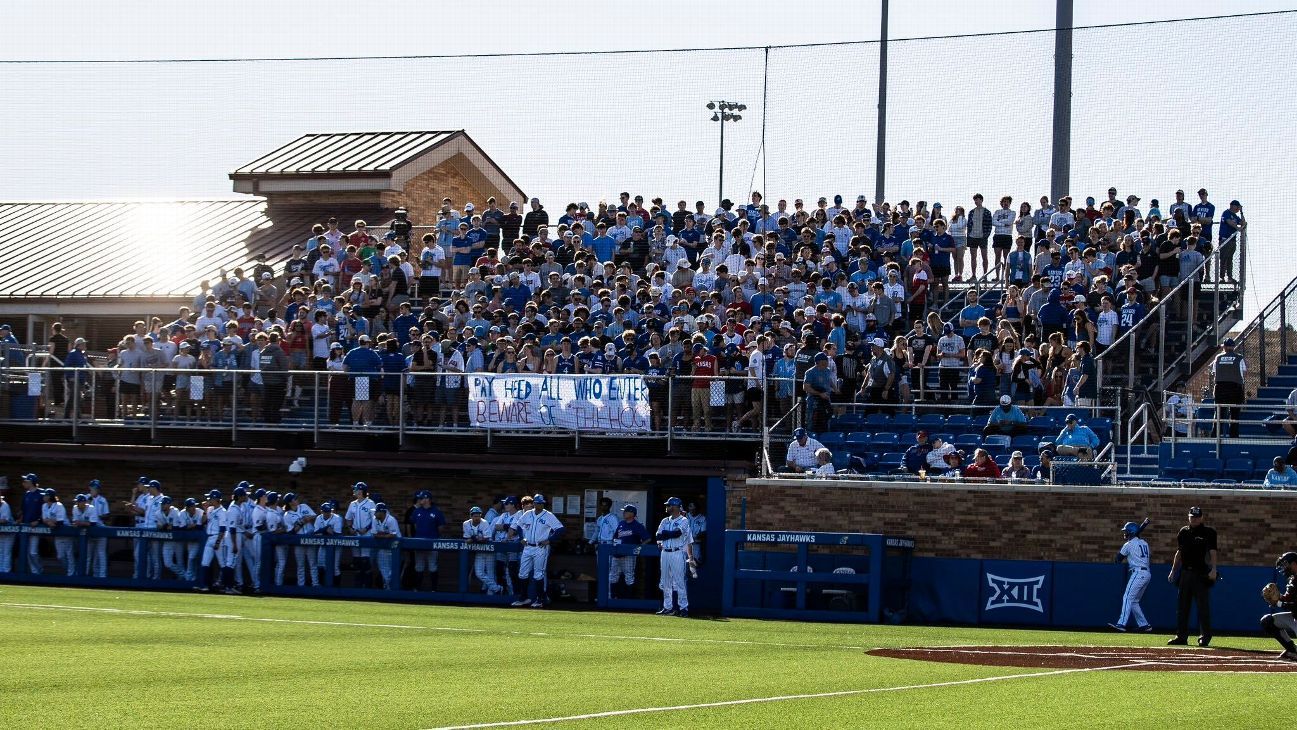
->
<box><xmin>708</xmin><ymin>100</ymin><xmax>746</xmax><ymax>204</ymax></box>
<box><xmin>1050</xmin><ymin>0</ymin><xmax>1073</xmax><ymax>200</ymax></box>
<box><xmin>875</xmin><ymin>0</ymin><xmax>888</xmax><ymax>205</ymax></box>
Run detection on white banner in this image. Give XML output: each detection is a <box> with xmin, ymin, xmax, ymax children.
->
<box><xmin>189</xmin><ymin>375</ymin><xmax>205</xmax><ymax>401</ymax></box>
<box><xmin>27</xmin><ymin>372</ymin><xmax>42</xmax><ymax>396</ymax></box>
<box><xmin>467</xmin><ymin>374</ymin><xmax>650</xmax><ymax>432</ymax></box>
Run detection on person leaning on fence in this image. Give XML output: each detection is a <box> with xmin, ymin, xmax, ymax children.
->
<box><xmin>1210</xmin><ymin>338</ymin><xmax>1246</xmax><ymax>439</ymax></box>
<box><xmin>785</xmin><ymin>428</ymin><xmax>823</xmax><ymax>472</ymax></box>
<box><xmin>1055</xmin><ymin>413</ymin><xmax>1100</xmax><ymax>460</ymax></box>
<box><xmin>803</xmin><ymin>352</ymin><xmax>836</xmax><ymax>432</ymax></box>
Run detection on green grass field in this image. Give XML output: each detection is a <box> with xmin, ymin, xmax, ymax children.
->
<box><xmin>0</xmin><ymin>585</ymin><xmax>1281</xmax><ymax>729</ymax></box>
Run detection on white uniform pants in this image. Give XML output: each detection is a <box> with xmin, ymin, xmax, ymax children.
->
<box><xmin>241</xmin><ymin>534</ymin><xmax>261</xmax><ymax>589</ymax></box>
<box><xmin>294</xmin><ymin>546</ymin><xmax>318</xmax><ymax>586</ymax></box>
<box><xmin>1273</xmin><ymin>611</ymin><xmax>1297</xmax><ymax>636</ymax></box>
<box><xmin>162</xmin><ymin>542</ymin><xmax>186</xmax><ymax>578</ymax></box>
<box><xmin>184</xmin><ymin>541</ymin><xmax>200</xmax><ymax>580</ymax></box>
<box><xmin>472</xmin><ymin>553</ymin><xmax>500</xmax><ymax>592</ymax></box>
<box><xmin>610</xmin><ymin>555</ymin><xmax>637</xmax><ymax>586</ymax></box>
<box><xmin>146</xmin><ymin>540</ymin><xmax>162</xmax><ymax>579</ymax></box>
<box><xmin>28</xmin><ymin>535</ymin><xmax>43</xmax><ymax>574</ymax></box>
<box><xmin>375</xmin><ymin>547</ymin><xmax>393</xmax><ymax>588</ymax></box>
<box><xmin>319</xmin><ymin>547</ymin><xmax>340</xmax><ymax>577</ymax></box>
<box><xmin>54</xmin><ymin>537</ymin><xmax>75</xmax><ymax>576</ymax></box>
<box><xmin>274</xmin><ymin>545</ymin><xmax>290</xmax><ymax>586</ymax></box>
<box><xmin>519</xmin><ymin>545</ymin><xmax>549</xmax><ymax>580</ymax></box>
<box><xmin>0</xmin><ymin>534</ymin><xmax>14</xmax><ymax>572</ymax></box>
<box><xmin>218</xmin><ymin>537</ymin><xmax>237</xmax><ymax>571</ymax></box>
<box><xmin>1117</xmin><ymin>567</ymin><xmax>1151</xmax><ymax>627</ymax></box>
<box><xmin>85</xmin><ymin>537</ymin><xmax>108</xmax><ymax>578</ymax></box>
<box><xmin>660</xmin><ymin>549</ymin><xmax>688</xmax><ymax>610</ymax></box>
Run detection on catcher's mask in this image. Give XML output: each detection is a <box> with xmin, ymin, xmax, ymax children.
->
<box><xmin>1278</xmin><ymin>551</ymin><xmax>1297</xmax><ymax>572</ymax></box>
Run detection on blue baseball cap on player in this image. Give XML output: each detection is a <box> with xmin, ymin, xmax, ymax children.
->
<box><xmin>792</xmin><ymin>427</ymin><xmax>807</xmax><ymax>439</ymax></box>
<box><xmin>621</xmin><ymin>504</ymin><xmax>637</xmax><ymax>514</ymax></box>
<box><xmin>236</xmin><ymin>480</ymin><xmax>250</xmax><ymax>491</ymax></box>
<box><xmin>253</xmin><ymin>488</ymin><xmax>267</xmax><ymax>500</ymax></box>
<box><xmin>43</xmin><ymin>488</ymin><xmax>57</xmax><ymax>497</ymax></box>
<box><xmin>22</xmin><ymin>473</ymin><xmax>39</xmax><ymax>483</ymax></box>
<box><xmin>232</xmin><ymin>486</ymin><xmax>247</xmax><ymax>497</ymax></box>
<box><xmin>137</xmin><ymin>476</ymin><xmax>150</xmax><ymax>485</ymax></box>
<box><xmin>207</xmin><ymin>489</ymin><xmax>222</xmax><ymax>500</ymax></box>
<box><xmin>160</xmin><ymin>496</ymin><xmax>173</xmax><ymax>505</ymax></box>
<box><xmin>353</xmin><ymin>482</ymin><xmax>369</xmax><ymax>493</ymax></box>
<box><xmin>265</xmin><ymin>492</ymin><xmax>279</xmax><ymax>505</ymax></box>
<box><xmin>1121</xmin><ymin>521</ymin><xmax>1139</xmax><ymax>536</ymax></box>
<box><xmin>184</xmin><ymin>498</ymin><xmax>198</xmax><ymax>507</ymax></box>
<box><xmin>469</xmin><ymin>506</ymin><xmax>483</xmax><ymax>515</ymax></box>
<box><xmin>283</xmin><ymin>492</ymin><xmax>296</xmax><ymax>504</ymax></box>
<box><xmin>503</xmin><ymin>496</ymin><xmax>518</xmax><ymax>506</ymax></box>
<box><xmin>532</xmin><ymin>494</ymin><xmax>547</xmax><ymax>504</ymax></box>
<box><xmin>87</xmin><ymin>479</ymin><xmax>101</xmax><ymax>489</ymax></box>
<box><xmin>321</xmin><ymin>501</ymin><xmax>334</xmax><ymax>511</ymax></box>
<box><xmin>148</xmin><ymin>480</ymin><xmax>162</xmax><ymax>490</ymax></box>
<box><xmin>374</xmin><ymin>502</ymin><xmax>388</xmax><ymax>513</ymax></box>
<box><xmin>75</xmin><ymin>494</ymin><xmax>88</xmax><ymax>503</ymax></box>
<box><xmin>664</xmin><ymin>497</ymin><xmax>683</xmax><ymax>507</ymax></box>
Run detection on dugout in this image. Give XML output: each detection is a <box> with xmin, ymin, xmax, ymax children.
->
<box><xmin>721</xmin><ymin>530</ymin><xmax>914</xmax><ymax>622</ymax></box>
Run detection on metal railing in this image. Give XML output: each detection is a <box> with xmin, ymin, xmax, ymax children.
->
<box><xmin>1217</xmin><ymin>272</ymin><xmax>1297</xmax><ymax>398</ymax></box>
<box><xmin>0</xmin><ymin>366</ymin><xmax>799</xmax><ymax>447</ymax></box>
<box><xmin>1096</xmin><ymin>232</ymin><xmax>1243</xmax><ymax>393</ymax></box>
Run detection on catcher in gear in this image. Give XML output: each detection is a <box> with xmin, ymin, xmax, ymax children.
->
<box><xmin>1260</xmin><ymin>551</ymin><xmax>1297</xmax><ymax>661</ymax></box>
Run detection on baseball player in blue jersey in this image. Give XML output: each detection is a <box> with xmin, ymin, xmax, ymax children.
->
<box><xmin>41</xmin><ymin>489</ymin><xmax>74</xmax><ymax>576</ymax></box>
<box><xmin>345</xmin><ymin>482</ymin><xmax>376</xmax><ymax>588</ymax></box>
<box><xmin>0</xmin><ymin>481</ymin><xmax>14</xmax><ymax>573</ymax></box>
<box><xmin>196</xmin><ymin>490</ymin><xmax>226</xmax><ymax>591</ymax></box>
<box><xmin>314</xmin><ymin>501</ymin><xmax>343</xmax><ymax>585</ymax></box>
<box><xmin>589</xmin><ymin>498</ymin><xmax>618</xmax><ymax>550</ymax></box>
<box><xmin>510</xmin><ymin>494</ymin><xmax>564</xmax><ymax>608</ymax></box>
<box><xmin>369</xmin><ymin>502</ymin><xmax>401</xmax><ymax>589</ymax></box>
<box><xmin>1110</xmin><ymin>517</ymin><xmax>1153</xmax><ymax>632</ymax></box>
<box><xmin>87</xmin><ymin>480</ymin><xmax>109</xmax><ymax>577</ymax></box>
<box><xmin>655</xmin><ymin>497</ymin><xmax>695</xmax><ymax>617</ymax></box>
<box><xmin>492</xmin><ymin>496</ymin><xmax>521</xmax><ymax>597</ymax></box>
<box><xmin>609</xmin><ymin>504</ymin><xmax>649</xmax><ymax>599</ymax></box>
<box><xmin>179</xmin><ymin>498</ymin><xmax>204</xmax><ymax>580</ymax></box>
<box><xmin>463</xmin><ymin>506</ymin><xmax>502</xmax><ymax>594</ymax></box>
<box><xmin>21</xmin><ymin>474</ymin><xmax>45</xmax><ymax>574</ymax></box>
<box><xmin>69</xmin><ymin>494</ymin><xmax>99</xmax><ymax>576</ymax></box>
<box><xmin>408</xmin><ymin>491</ymin><xmax>446</xmax><ymax>591</ymax></box>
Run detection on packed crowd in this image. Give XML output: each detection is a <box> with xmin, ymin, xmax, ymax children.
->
<box><xmin>25</xmin><ymin>186</ymin><xmax>1242</xmax><ymax>432</ymax></box>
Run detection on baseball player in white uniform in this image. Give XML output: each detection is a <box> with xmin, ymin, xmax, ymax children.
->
<box><xmin>87</xmin><ymin>480</ymin><xmax>110</xmax><ymax>578</ymax></box>
<box><xmin>0</xmin><ymin>483</ymin><xmax>14</xmax><ymax>573</ymax></box>
<box><xmin>226</xmin><ymin>485</ymin><xmax>250</xmax><ymax>591</ymax></box>
<box><xmin>686</xmin><ymin>502</ymin><xmax>707</xmax><ymax>564</ymax></box>
<box><xmin>1110</xmin><ymin>518</ymin><xmax>1153</xmax><ymax>632</ymax></box>
<box><xmin>69</xmin><ymin>494</ymin><xmax>101</xmax><ymax>576</ymax></box>
<box><xmin>264</xmin><ymin>492</ymin><xmax>289</xmax><ymax>586</ymax></box>
<box><xmin>510</xmin><ymin>494</ymin><xmax>564</xmax><ymax>608</ymax></box>
<box><xmin>196</xmin><ymin>490</ymin><xmax>227</xmax><ymax>591</ymax></box>
<box><xmin>314</xmin><ymin>501</ymin><xmax>343</xmax><ymax>585</ymax></box>
<box><xmin>368</xmin><ymin>502</ymin><xmax>401</xmax><ymax>589</ymax></box>
<box><xmin>140</xmin><ymin>480</ymin><xmax>165</xmax><ymax>580</ymax></box>
<box><xmin>178</xmin><ymin>498</ymin><xmax>204</xmax><ymax>581</ymax></box>
<box><xmin>242</xmin><ymin>488</ymin><xmax>268</xmax><ymax>593</ymax></box>
<box><xmin>157</xmin><ymin>497</ymin><xmax>190</xmax><ymax>579</ymax></box>
<box><xmin>281</xmin><ymin>493</ymin><xmax>317</xmax><ymax>587</ymax></box>
<box><xmin>655</xmin><ymin>497</ymin><xmax>695</xmax><ymax>617</ymax></box>
<box><xmin>589</xmin><ymin>498</ymin><xmax>618</xmax><ymax>551</ymax></box>
<box><xmin>491</xmin><ymin>496</ymin><xmax>522</xmax><ymax>597</ymax></box>
<box><xmin>123</xmin><ymin>476</ymin><xmax>152</xmax><ymax>579</ymax></box>
<box><xmin>41</xmin><ymin>489</ymin><xmax>74</xmax><ymax>576</ymax></box>
<box><xmin>345</xmin><ymin>482</ymin><xmax>376</xmax><ymax>588</ymax></box>
<box><xmin>463</xmin><ymin>506</ymin><xmax>501</xmax><ymax>594</ymax></box>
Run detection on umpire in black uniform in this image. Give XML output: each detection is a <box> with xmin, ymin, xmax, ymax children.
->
<box><xmin>1167</xmin><ymin>506</ymin><xmax>1219</xmax><ymax>647</ymax></box>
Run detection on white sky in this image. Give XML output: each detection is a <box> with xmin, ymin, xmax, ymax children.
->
<box><xmin>2</xmin><ymin>0</ymin><xmax>1295</xmax><ymax>313</ymax></box>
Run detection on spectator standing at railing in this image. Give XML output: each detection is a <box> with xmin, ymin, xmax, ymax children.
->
<box><xmin>1192</xmin><ymin>189</ymin><xmax>1215</xmax><ymax>246</ymax></box>
<box><xmin>1210</xmin><ymin>338</ymin><xmax>1246</xmax><ymax>438</ymax></box>
<box><xmin>1218</xmin><ymin>200</ymin><xmax>1245</xmax><ymax>282</ymax></box>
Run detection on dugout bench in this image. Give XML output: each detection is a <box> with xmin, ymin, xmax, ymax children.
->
<box><xmin>721</xmin><ymin>530</ymin><xmax>914</xmax><ymax>622</ymax></box>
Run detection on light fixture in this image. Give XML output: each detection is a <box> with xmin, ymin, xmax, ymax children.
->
<box><xmin>706</xmin><ymin>102</ymin><xmax>716</xmax><ymax>110</ymax></box>
<box><xmin>711</xmin><ymin>113</ymin><xmax>720</xmax><ymax>122</ymax></box>
<box><xmin>737</xmin><ymin>104</ymin><xmax>747</xmax><ymax>112</ymax></box>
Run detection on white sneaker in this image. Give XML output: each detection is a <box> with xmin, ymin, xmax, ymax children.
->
<box><xmin>511</xmin><ymin>599</ymin><xmax>530</xmax><ymax>607</ymax></box>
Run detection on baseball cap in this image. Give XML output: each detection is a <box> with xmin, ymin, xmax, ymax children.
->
<box><xmin>813</xmin><ymin>352</ymin><xmax>829</xmax><ymax>362</ymax></box>
<box><xmin>793</xmin><ymin>427</ymin><xmax>808</xmax><ymax>439</ymax></box>
<box><xmin>22</xmin><ymin>473</ymin><xmax>39</xmax><ymax>483</ymax></box>
<box><xmin>148</xmin><ymin>479</ymin><xmax>162</xmax><ymax>490</ymax></box>
<box><xmin>870</xmin><ymin>337</ymin><xmax>887</xmax><ymax>348</ymax></box>
<box><xmin>504</xmin><ymin>496</ymin><xmax>518</xmax><ymax>506</ymax></box>
<box><xmin>1188</xmin><ymin>506</ymin><xmax>1203</xmax><ymax>517</ymax></box>
<box><xmin>943</xmin><ymin>323</ymin><xmax>954</xmax><ymax>334</ymax></box>
<box><xmin>265</xmin><ymin>492</ymin><xmax>280</xmax><ymax>505</ymax></box>
<box><xmin>207</xmin><ymin>489</ymin><xmax>222</xmax><ymax>500</ymax></box>
<box><xmin>1000</xmin><ymin>395</ymin><xmax>1012</xmax><ymax>406</ymax></box>
<box><xmin>353</xmin><ymin>481</ymin><xmax>369</xmax><ymax>492</ymax></box>
<box><xmin>330</xmin><ymin>342</ymin><xmax>343</xmax><ymax>350</ymax></box>
<box><xmin>184</xmin><ymin>498</ymin><xmax>198</xmax><ymax>507</ymax></box>
<box><xmin>1223</xmin><ymin>338</ymin><xmax>1236</xmax><ymax>347</ymax></box>
<box><xmin>1011</xmin><ymin>450</ymin><xmax>1024</xmax><ymax>459</ymax></box>
<box><xmin>321</xmin><ymin>501</ymin><xmax>334</xmax><ymax>511</ymax></box>
<box><xmin>622</xmin><ymin>504</ymin><xmax>638</xmax><ymax>514</ymax></box>
<box><xmin>1065</xmin><ymin>413</ymin><xmax>1078</xmax><ymax>423</ymax></box>
<box><xmin>160</xmin><ymin>496</ymin><xmax>173</xmax><ymax>505</ymax></box>
<box><xmin>375</xmin><ymin>502</ymin><xmax>388</xmax><ymax>512</ymax></box>
<box><xmin>532</xmin><ymin>494</ymin><xmax>547</xmax><ymax>504</ymax></box>
<box><xmin>469</xmin><ymin>506</ymin><xmax>483</xmax><ymax>515</ymax></box>
<box><xmin>43</xmin><ymin>488</ymin><xmax>57</xmax><ymax>497</ymax></box>
<box><xmin>664</xmin><ymin>497</ymin><xmax>683</xmax><ymax>507</ymax></box>
<box><xmin>88</xmin><ymin>479</ymin><xmax>101</xmax><ymax>489</ymax></box>
<box><xmin>75</xmin><ymin>494</ymin><xmax>88</xmax><ymax>503</ymax></box>
<box><xmin>252</xmin><ymin>488</ymin><xmax>267</xmax><ymax>500</ymax></box>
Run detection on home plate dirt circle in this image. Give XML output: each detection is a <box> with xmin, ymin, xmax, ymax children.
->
<box><xmin>868</xmin><ymin>646</ymin><xmax>1297</xmax><ymax>673</ymax></box>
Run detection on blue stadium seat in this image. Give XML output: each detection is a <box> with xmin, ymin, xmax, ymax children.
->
<box><xmin>1222</xmin><ymin>457</ymin><xmax>1254</xmax><ymax>482</ymax></box>
<box><xmin>871</xmin><ymin>432</ymin><xmax>901</xmax><ymax>448</ymax></box>
<box><xmin>945</xmin><ymin>415</ymin><xmax>973</xmax><ymax>431</ymax></box>
<box><xmin>1210</xmin><ymin>479</ymin><xmax>1239</xmax><ymax>489</ymax></box>
<box><xmin>1029</xmin><ymin>416</ymin><xmax>1059</xmax><ymax>435</ymax></box>
<box><xmin>954</xmin><ymin>433</ymin><xmax>982</xmax><ymax>450</ymax></box>
<box><xmin>864</xmin><ymin>413</ymin><xmax>892</xmax><ymax>429</ymax></box>
<box><xmin>1161</xmin><ymin>456</ymin><xmax>1194</xmax><ymax>479</ymax></box>
<box><xmin>1087</xmin><ymin>417</ymin><xmax>1113</xmax><ymax>443</ymax></box>
<box><xmin>877</xmin><ymin>452</ymin><xmax>905</xmax><ymax>470</ymax></box>
<box><xmin>898</xmin><ymin>432</ymin><xmax>918</xmax><ymax>447</ymax></box>
<box><xmin>917</xmin><ymin>413</ymin><xmax>946</xmax><ymax>430</ymax></box>
<box><xmin>932</xmin><ymin>433</ymin><xmax>955</xmax><ymax>446</ymax></box>
<box><xmin>1011</xmin><ymin>435</ymin><xmax>1041</xmax><ymax>452</ymax></box>
<box><xmin>834</xmin><ymin>412</ymin><xmax>866</xmax><ymax>430</ymax></box>
<box><xmin>832</xmin><ymin>452</ymin><xmax>853</xmax><ymax>470</ymax></box>
<box><xmin>818</xmin><ymin>432</ymin><xmax>846</xmax><ymax>449</ymax></box>
<box><xmin>892</xmin><ymin>413</ymin><xmax>917</xmax><ymax>431</ymax></box>
<box><xmin>844</xmin><ymin>431</ymin><xmax>872</xmax><ymax>446</ymax></box>
<box><xmin>1194</xmin><ymin>457</ymin><xmax>1223</xmax><ymax>478</ymax></box>
<box><xmin>994</xmin><ymin>454</ymin><xmax>1011</xmax><ymax>467</ymax></box>
<box><xmin>983</xmin><ymin>435</ymin><xmax>1012</xmax><ymax>451</ymax></box>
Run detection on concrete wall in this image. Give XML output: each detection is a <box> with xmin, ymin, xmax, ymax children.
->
<box><xmin>730</xmin><ymin>478</ymin><xmax>1297</xmax><ymax>566</ymax></box>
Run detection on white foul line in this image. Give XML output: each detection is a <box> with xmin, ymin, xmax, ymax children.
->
<box><xmin>0</xmin><ymin>601</ymin><xmax>864</xmax><ymax>650</ymax></box>
<box><xmin>425</xmin><ymin>662</ymin><xmax>1149</xmax><ymax>729</ymax></box>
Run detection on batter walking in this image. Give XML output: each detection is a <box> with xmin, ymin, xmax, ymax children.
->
<box><xmin>1167</xmin><ymin>506</ymin><xmax>1218</xmax><ymax>647</ymax></box>
<box><xmin>1109</xmin><ymin>518</ymin><xmax>1152</xmax><ymax>632</ymax></box>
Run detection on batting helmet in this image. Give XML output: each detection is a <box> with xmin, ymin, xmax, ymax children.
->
<box><xmin>1276</xmin><ymin>551</ymin><xmax>1297</xmax><ymax>569</ymax></box>
<box><xmin>1122</xmin><ymin>522</ymin><xmax>1140</xmax><ymax>536</ymax></box>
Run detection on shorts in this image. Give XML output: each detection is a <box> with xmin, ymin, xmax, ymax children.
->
<box><xmin>1157</xmin><ymin>275</ymin><xmax>1178</xmax><ymax>289</ymax></box>
<box><xmin>390</xmin><ymin>294</ymin><xmax>410</xmax><ymax>308</ymax></box>
<box><xmin>968</xmin><ymin>236</ymin><xmax>988</xmax><ymax>249</ymax></box>
<box><xmin>119</xmin><ymin>382</ymin><xmax>140</xmax><ymax>395</ymax></box>
<box><xmin>744</xmin><ymin>387</ymin><xmax>763</xmax><ymax>405</ymax></box>
<box><xmin>437</xmin><ymin>385</ymin><xmax>462</xmax><ymax>406</ymax></box>
<box><xmin>992</xmin><ymin>234</ymin><xmax>1012</xmax><ymax>250</ymax></box>
<box><xmin>728</xmin><ymin>391</ymin><xmax>745</xmax><ymax>405</ymax></box>
<box><xmin>420</xmin><ymin>275</ymin><xmax>440</xmax><ymax>294</ymax></box>
<box><xmin>932</xmin><ymin>265</ymin><xmax>951</xmax><ymax>278</ymax></box>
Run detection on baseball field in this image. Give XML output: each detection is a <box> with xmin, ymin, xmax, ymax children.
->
<box><xmin>0</xmin><ymin>585</ymin><xmax>1283</xmax><ymax>729</ymax></box>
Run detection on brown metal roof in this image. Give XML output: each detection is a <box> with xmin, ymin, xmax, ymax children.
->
<box><xmin>232</xmin><ymin>131</ymin><xmax>460</xmax><ymax>176</ymax></box>
<box><xmin>0</xmin><ymin>200</ymin><xmax>379</xmax><ymax>299</ymax></box>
